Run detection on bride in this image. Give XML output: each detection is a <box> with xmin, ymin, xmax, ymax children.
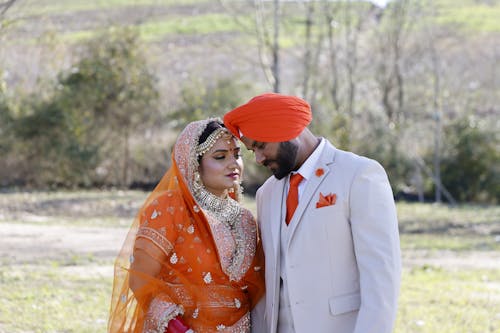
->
<box><xmin>108</xmin><ymin>119</ymin><xmax>265</xmax><ymax>333</ymax></box>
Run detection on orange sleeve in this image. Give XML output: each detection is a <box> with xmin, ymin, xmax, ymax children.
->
<box><xmin>135</xmin><ymin>191</ymin><xmax>182</xmax><ymax>258</ymax></box>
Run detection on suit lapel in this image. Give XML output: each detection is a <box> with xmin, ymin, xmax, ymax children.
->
<box><xmin>287</xmin><ymin>142</ymin><xmax>336</xmax><ymax>247</ymax></box>
<box><xmin>268</xmin><ymin>177</ymin><xmax>286</xmax><ymax>256</ymax></box>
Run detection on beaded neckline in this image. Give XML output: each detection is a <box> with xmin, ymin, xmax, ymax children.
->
<box><xmin>195</xmin><ymin>186</ymin><xmax>245</xmax><ymax>281</ymax></box>
<box><xmin>194</xmin><ymin>186</ymin><xmax>241</xmax><ymax>229</ymax></box>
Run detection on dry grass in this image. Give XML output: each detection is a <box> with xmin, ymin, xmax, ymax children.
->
<box><xmin>0</xmin><ymin>190</ymin><xmax>499</xmax><ymax>332</ymax></box>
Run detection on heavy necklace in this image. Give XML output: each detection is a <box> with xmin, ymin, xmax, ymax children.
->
<box><xmin>194</xmin><ymin>185</ymin><xmax>245</xmax><ymax>281</ymax></box>
<box><xmin>194</xmin><ymin>186</ymin><xmax>241</xmax><ymax>229</ymax></box>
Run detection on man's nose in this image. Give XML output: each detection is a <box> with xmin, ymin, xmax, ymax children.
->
<box><xmin>255</xmin><ymin>151</ymin><xmax>265</xmax><ymax>165</ymax></box>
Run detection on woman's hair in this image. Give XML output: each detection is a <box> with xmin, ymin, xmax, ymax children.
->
<box><xmin>198</xmin><ymin>120</ymin><xmax>225</xmax><ymax>146</ymax></box>
<box><xmin>197</xmin><ymin>120</ymin><xmax>226</xmax><ymax>163</ymax></box>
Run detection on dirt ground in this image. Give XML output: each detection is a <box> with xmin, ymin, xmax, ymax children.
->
<box><xmin>0</xmin><ymin>191</ymin><xmax>141</xmax><ymax>273</ymax></box>
<box><xmin>0</xmin><ymin>191</ymin><xmax>499</xmax><ymax>273</ymax></box>
<box><xmin>2</xmin><ymin>222</ymin><xmax>500</xmax><ymax>274</ymax></box>
<box><xmin>0</xmin><ymin>222</ymin><xmax>127</xmax><ymax>264</ymax></box>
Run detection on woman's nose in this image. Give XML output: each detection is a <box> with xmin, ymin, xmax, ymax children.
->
<box><xmin>228</xmin><ymin>154</ymin><xmax>240</xmax><ymax>168</ymax></box>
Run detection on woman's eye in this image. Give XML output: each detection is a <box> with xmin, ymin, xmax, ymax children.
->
<box><xmin>214</xmin><ymin>155</ymin><xmax>225</xmax><ymax>160</ymax></box>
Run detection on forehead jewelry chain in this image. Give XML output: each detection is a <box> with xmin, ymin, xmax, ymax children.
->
<box><xmin>195</xmin><ymin>128</ymin><xmax>229</xmax><ymax>157</ymax></box>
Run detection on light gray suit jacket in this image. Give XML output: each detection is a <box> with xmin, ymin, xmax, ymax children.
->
<box><xmin>251</xmin><ymin>140</ymin><xmax>401</xmax><ymax>333</ymax></box>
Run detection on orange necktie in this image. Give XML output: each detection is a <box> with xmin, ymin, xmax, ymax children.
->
<box><xmin>286</xmin><ymin>173</ymin><xmax>303</xmax><ymax>225</ymax></box>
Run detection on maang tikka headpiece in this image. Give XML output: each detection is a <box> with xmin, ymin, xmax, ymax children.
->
<box><xmin>195</xmin><ymin>127</ymin><xmax>230</xmax><ymax>157</ymax></box>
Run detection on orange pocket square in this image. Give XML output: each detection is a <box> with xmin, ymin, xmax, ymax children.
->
<box><xmin>316</xmin><ymin>193</ymin><xmax>337</xmax><ymax>208</ymax></box>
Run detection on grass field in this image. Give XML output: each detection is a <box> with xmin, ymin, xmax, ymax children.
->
<box><xmin>0</xmin><ymin>190</ymin><xmax>499</xmax><ymax>332</ymax></box>
<box><xmin>7</xmin><ymin>0</ymin><xmax>500</xmax><ymax>46</ymax></box>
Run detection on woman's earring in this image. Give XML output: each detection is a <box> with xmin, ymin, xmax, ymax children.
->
<box><xmin>231</xmin><ymin>182</ymin><xmax>244</xmax><ymax>202</ymax></box>
<box><xmin>193</xmin><ymin>171</ymin><xmax>204</xmax><ymax>195</ymax></box>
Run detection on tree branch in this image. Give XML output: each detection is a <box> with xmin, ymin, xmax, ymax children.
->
<box><xmin>0</xmin><ymin>0</ymin><xmax>16</xmax><ymax>17</ymax></box>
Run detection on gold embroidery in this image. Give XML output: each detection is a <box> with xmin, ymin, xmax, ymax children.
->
<box><xmin>137</xmin><ymin>227</ymin><xmax>173</xmax><ymax>256</ymax></box>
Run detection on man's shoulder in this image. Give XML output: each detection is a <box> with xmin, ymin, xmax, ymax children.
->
<box><xmin>256</xmin><ymin>176</ymin><xmax>279</xmax><ymax>196</ymax></box>
<box><xmin>323</xmin><ymin>143</ymin><xmax>387</xmax><ymax>179</ymax></box>
<box><xmin>330</xmin><ymin>144</ymin><xmax>380</xmax><ymax>168</ymax></box>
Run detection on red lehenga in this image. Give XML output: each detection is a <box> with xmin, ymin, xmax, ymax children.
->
<box><xmin>108</xmin><ymin>120</ymin><xmax>265</xmax><ymax>333</ymax></box>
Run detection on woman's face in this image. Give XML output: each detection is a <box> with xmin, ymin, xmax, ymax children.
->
<box><xmin>199</xmin><ymin>134</ymin><xmax>243</xmax><ymax>197</ymax></box>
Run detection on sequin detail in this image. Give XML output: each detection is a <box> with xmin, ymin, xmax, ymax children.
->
<box><xmin>170</xmin><ymin>253</ymin><xmax>178</xmax><ymax>264</ymax></box>
<box><xmin>136</xmin><ymin>227</ymin><xmax>174</xmax><ymax>257</ymax></box>
<box><xmin>142</xmin><ymin>297</ymin><xmax>183</xmax><ymax>333</ymax></box>
<box><xmin>203</xmin><ymin>272</ymin><xmax>213</xmax><ymax>284</ymax></box>
<box><xmin>205</xmin><ymin>209</ymin><xmax>257</xmax><ymax>282</ymax></box>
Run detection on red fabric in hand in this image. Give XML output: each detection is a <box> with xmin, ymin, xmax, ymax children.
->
<box><xmin>166</xmin><ymin>316</ymin><xmax>191</xmax><ymax>333</ymax></box>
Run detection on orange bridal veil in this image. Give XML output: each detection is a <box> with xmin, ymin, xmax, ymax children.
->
<box><xmin>108</xmin><ymin>119</ymin><xmax>265</xmax><ymax>332</ymax></box>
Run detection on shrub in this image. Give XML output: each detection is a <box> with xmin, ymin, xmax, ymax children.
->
<box><xmin>439</xmin><ymin>116</ymin><xmax>499</xmax><ymax>203</ymax></box>
<box><xmin>3</xmin><ymin>27</ymin><xmax>160</xmax><ymax>188</ymax></box>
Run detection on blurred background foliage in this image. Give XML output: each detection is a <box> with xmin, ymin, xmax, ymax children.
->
<box><xmin>0</xmin><ymin>0</ymin><xmax>498</xmax><ymax>204</ymax></box>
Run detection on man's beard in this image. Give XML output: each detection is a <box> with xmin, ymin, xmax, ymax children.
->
<box><xmin>265</xmin><ymin>141</ymin><xmax>298</xmax><ymax>180</ymax></box>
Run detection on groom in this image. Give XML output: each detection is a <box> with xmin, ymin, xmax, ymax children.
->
<box><xmin>224</xmin><ymin>93</ymin><xmax>401</xmax><ymax>333</ymax></box>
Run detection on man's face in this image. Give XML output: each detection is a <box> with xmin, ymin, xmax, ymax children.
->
<box><xmin>240</xmin><ymin>137</ymin><xmax>298</xmax><ymax>180</ymax></box>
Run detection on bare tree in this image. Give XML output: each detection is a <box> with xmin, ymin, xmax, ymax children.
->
<box><xmin>342</xmin><ymin>1</ymin><xmax>374</xmax><ymax>147</ymax></box>
<box><xmin>0</xmin><ymin>0</ymin><xmax>16</xmax><ymax>17</ymax></box>
<box><xmin>344</xmin><ymin>0</ymin><xmax>358</xmax><ymax>127</ymax></box>
<box><xmin>430</xmin><ymin>40</ymin><xmax>443</xmax><ymax>203</ymax></box>
<box><xmin>423</xmin><ymin>1</ymin><xmax>447</xmax><ymax>203</ymax></box>
<box><xmin>300</xmin><ymin>0</ymin><xmax>326</xmax><ymax>108</ymax></box>
<box><xmin>323</xmin><ymin>0</ymin><xmax>342</xmax><ymax>111</ymax></box>
<box><xmin>404</xmin><ymin>0</ymin><xmax>456</xmax><ymax>204</ymax></box>
<box><xmin>374</xmin><ymin>0</ymin><xmax>412</xmax><ymax>131</ymax></box>
<box><xmin>219</xmin><ymin>0</ymin><xmax>282</xmax><ymax>92</ymax></box>
<box><xmin>371</xmin><ymin>0</ymin><xmax>414</xmax><ymax>191</ymax></box>
<box><xmin>271</xmin><ymin>0</ymin><xmax>281</xmax><ymax>92</ymax></box>
<box><xmin>0</xmin><ymin>0</ymin><xmax>18</xmax><ymax>95</ymax></box>
<box><xmin>302</xmin><ymin>1</ymin><xmax>315</xmax><ymax>99</ymax></box>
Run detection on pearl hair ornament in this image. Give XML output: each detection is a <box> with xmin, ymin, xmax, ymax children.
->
<box><xmin>195</xmin><ymin>127</ymin><xmax>230</xmax><ymax>157</ymax></box>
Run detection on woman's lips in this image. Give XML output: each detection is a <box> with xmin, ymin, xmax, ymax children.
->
<box><xmin>226</xmin><ymin>173</ymin><xmax>239</xmax><ymax>179</ymax></box>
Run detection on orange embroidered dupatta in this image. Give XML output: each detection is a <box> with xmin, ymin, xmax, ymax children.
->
<box><xmin>108</xmin><ymin>120</ymin><xmax>265</xmax><ymax>333</ymax></box>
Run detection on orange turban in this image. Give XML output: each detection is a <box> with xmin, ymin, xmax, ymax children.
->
<box><xmin>223</xmin><ymin>93</ymin><xmax>312</xmax><ymax>142</ymax></box>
